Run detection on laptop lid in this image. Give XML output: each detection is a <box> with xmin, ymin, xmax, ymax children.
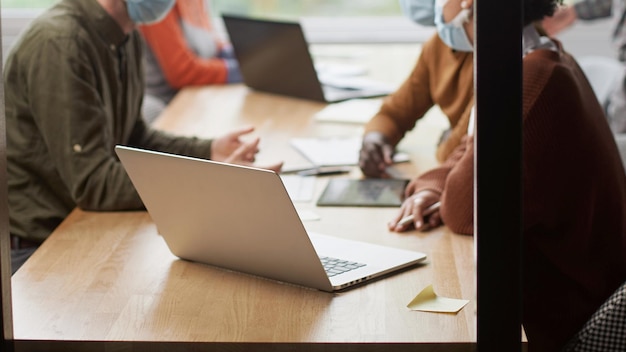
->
<box><xmin>221</xmin><ymin>14</ymin><xmax>393</xmax><ymax>103</ymax></box>
<box><xmin>115</xmin><ymin>146</ymin><xmax>426</xmax><ymax>292</ymax></box>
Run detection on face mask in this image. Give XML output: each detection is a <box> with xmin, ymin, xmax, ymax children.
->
<box><xmin>399</xmin><ymin>0</ymin><xmax>436</xmax><ymax>27</ymax></box>
<box><xmin>125</xmin><ymin>0</ymin><xmax>176</xmax><ymax>25</ymax></box>
<box><xmin>434</xmin><ymin>0</ymin><xmax>473</xmax><ymax>52</ymax></box>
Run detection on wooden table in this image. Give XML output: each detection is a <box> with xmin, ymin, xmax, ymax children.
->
<box><xmin>11</xmin><ymin>44</ymin><xmax>479</xmax><ymax>350</ymax></box>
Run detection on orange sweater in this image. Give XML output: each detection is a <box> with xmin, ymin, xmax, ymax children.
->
<box><xmin>411</xmin><ymin>41</ymin><xmax>626</xmax><ymax>351</ymax></box>
<box><xmin>364</xmin><ymin>33</ymin><xmax>474</xmax><ymax>163</ymax></box>
<box><xmin>139</xmin><ymin>0</ymin><xmax>228</xmax><ymax>89</ymax></box>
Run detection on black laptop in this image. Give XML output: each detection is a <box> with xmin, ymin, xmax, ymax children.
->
<box><xmin>221</xmin><ymin>14</ymin><xmax>394</xmax><ymax>103</ymax></box>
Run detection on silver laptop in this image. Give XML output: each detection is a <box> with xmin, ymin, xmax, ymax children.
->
<box><xmin>221</xmin><ymin>14</ymin><xmax>394</xmax><ymax>103</ymax></box>
<box><xmin>115</xmin><ymin>145</ymin><xmax>426</xmax><ymax>292</ymax></box>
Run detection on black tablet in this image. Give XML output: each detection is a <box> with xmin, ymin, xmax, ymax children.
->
<box><xmin>316</xmin><ymin>178</ymin><xmax>409</xmax><ymax>207</ymax></box>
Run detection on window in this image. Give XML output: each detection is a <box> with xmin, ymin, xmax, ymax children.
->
<box><xmin>3</xmin><ymin>0</ymin><xmax>53</xmax><ymax>7</ymax></box>
<box><xmin>1</xmin><ymin>0</ymin><xmax>432</xmax><ymax>44</ymax></box>
<box><xmin>211</xmin><ymin>0</ymin><xmax>401</xmax><ymax>18</ymax></box>
<box><xmin>3</xmin><ymin>0</ymin><xmax>401</xmax><ymax>15</ymax></box>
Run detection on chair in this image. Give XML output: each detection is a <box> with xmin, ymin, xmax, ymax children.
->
<box><xmin>577</xmin><ymin>56</ymin><xmax>624</xmax><ymax>111</ymax></box>
<box><xmin>563</xmin><ymin>281</ymin><xmax>626</xmax><ymax>351</ymax></box>
<box><xmin>614</xmin><ymin>134</ymin><xmax>626</xmax><ymax>172</ymax></box>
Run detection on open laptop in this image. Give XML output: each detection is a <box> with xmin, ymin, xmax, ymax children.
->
<box><xmin>115</xmin><ymin>145</ymin><xmax>426</xmax><ymax>292</ymax></box>
<box><xmin>221</xmin><ymin>14</ymin><xmax>394</xmax><ymax>103</ymax></box>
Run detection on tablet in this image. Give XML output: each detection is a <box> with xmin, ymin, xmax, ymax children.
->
<box><xmin>316</xmin><ymin>178</ymin><xmax>409</xmax><ymax>207</ymax></box>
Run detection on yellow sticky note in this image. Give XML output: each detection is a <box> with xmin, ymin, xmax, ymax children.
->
<box><xmin>407</xmin><ymin>284</ymin><xmax>469</xmax><ymax>313</ymax></box>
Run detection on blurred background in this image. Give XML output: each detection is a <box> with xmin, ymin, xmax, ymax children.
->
<box><xmin>0</xmin><ymin>0</ymin><xmax>616</xmax><ymax>63</ymax></box>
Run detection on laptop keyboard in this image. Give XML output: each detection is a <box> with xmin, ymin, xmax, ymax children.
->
<box><xmin>320</xmin><ymin>256</ymin><xmax>366</xmax><ymax>277</ymax></box>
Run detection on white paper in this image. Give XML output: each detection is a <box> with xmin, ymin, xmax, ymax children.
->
<box><xmin>280</xmin><ymin>174</ymin><xmax>316</xmax><ymax>202</ymax></box>
<box><xmin>290</xmin><ymin>136</ymin><xmax>409</xmax><ymax>166</ymax></box>
<box><xmin>314</xmin><ymin>98</ymin><xmax>383</xmax><ymax>124</ymax></box>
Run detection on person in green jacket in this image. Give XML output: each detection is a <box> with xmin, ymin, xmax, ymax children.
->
<box><xmin>4</xmin><ymin>0</ymin><xmax>281</xmax><ymax>274</ymax></box>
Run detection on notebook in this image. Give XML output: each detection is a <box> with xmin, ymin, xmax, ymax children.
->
<box><xmin>115</xmin><ymin>145</ymin><xmax>427</xmax><ymax>292</ymax></box>
<box><xmin>221</xmin><ymin>14</ymin><xmax>394</xmax><ymax>103</ymax></box>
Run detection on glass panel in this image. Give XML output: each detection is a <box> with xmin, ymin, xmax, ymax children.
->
<box><xmin>211</xmin><ymin>0</ymin><xmax>402</xmax><ymax>18</ymax></box>
<box><xmin>1</xmin><ymin>0</ymin><xmax>402</xmax><ymax>17</ymax></box>
<box><xmin>2</xmin><ymin>0</ymin><xmax>56</xmax><ymax>8</ymax></box>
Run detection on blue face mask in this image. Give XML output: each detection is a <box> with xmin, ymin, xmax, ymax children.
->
<box><xmin>125</xmin><ymin>0</ymin><xmax>176</xmax><ymax>25</ymax></box>
<box><xmin>399</xmin><ymin>0</ymin><xmax>436</xmax><ymax>27</ymax></box>
<box><xmin>434</xmin><ymin>0</ymin><xmax>473</xmax><ymax>52</ymax></box>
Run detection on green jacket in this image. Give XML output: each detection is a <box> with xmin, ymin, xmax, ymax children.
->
<box><xmin>5</xmin><ymin>0</ymin><xmax>213</xmax><ymax>242</ymax></box>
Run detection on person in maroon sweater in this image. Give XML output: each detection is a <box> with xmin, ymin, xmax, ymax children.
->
<box><xmin>388</xmin><ymin>0</ymin><xmax>626</xmax><ymax>350</ymax></box>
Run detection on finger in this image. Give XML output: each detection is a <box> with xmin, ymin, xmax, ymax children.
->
<box><xmin>359</xmin><ymin>148</ymin><xmax>377</xmax><ymax>176</ymax></box>
<box><xmin>413</xmin><ymin>218</ymin><xmax>424</xmax><ymax>231</ymax></box>
<box><xmin>404</xmin><ymin>180</ymin><xmax>418</xmax><ymax>197</ymax></box>
<box><xmin>226</xmin><ymin>139</ymin><xmax>259</xmax><ymax>164</ymax></box>
<box><xmin>236</xmin><ymin>139</ymin><xmax>260</xmax><ymax>162</ymax></box>
<box><xmin>428</xmin><ymin>211</ymin><xmax>442</xmax><ymax>228</ymax></box>
<box><xmin>415</xmin><ymin>221</ymin><xmax>432</xmax><ymax>232</ymax></box>
<box><xmin>382</xmin><ymin>144</ymin><xmax>394</xmax><ymax>165</ymax></box>
<box><xmin>361</xmin><ymin>150</ymin><xmax>386</xmax><ymax>177</ymax></box>
<box><xmin>229</xmin><ymin>125</ymin><xmax>255</xmax><ymax>138</ymax></box>
<box><xmin>360</xmin><ymin>159</ymin><xmax>382</xmax><ymax>178</ymax></box>
<box><xmin>389</xmin><ymin>216</ymin><xmax>413</xmax><ymax>232</ymax></box>
<box><xmin>389</xmin><ymin>201</ymin><xmax>415</xmax><ymax>232</ymax></box>
<box><xmin>412</xmin><ymin>213</ymin><xmax>426</xmax><ymax>231</ymax></box>
<box><xmin>256</xmin><ymin>161</ymin><xmax>284</xmax><ymax>173</ymax></box>
<box><xmin>242</xmin><ymin>138</ymin><xmax>260</xmax><ymax>154</ymax></box>
<box><xmin>368</xmin><ymin>149</ymin><xmax>384</xmax><ymax>170</ymax></box>
<box><xmin>362</xmin><ymin>163</ymin><xmax>385</xmax><ymax>178</ymax></box>
<box><xmin>411</xmin><ymin>197</ymin><xmax>432</xmax><ymax>230</ymax></box>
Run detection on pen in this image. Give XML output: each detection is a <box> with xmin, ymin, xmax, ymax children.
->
<box><xmin>398</xmin><ymin>201</ymin><xmax>441</xmax><ymax>227</ymax></box>
<box><xmin>296</xmin><ymin>166</ymin><xmax>352</xmax><ymax>177</ymax></box>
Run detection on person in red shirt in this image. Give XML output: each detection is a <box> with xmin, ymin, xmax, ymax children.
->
<box><xmin>139</xmin><ymin>0</ymin><xmax>241</xmax><ymax>121</ymax></box>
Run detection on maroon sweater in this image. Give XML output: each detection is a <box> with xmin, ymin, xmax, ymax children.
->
<box><xmin>410</xmin><ymin>43</ymin><xmax>626</xmax><ymax>350</ymax></box>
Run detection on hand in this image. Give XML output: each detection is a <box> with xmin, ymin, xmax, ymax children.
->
<box><xmin>359</xmin><ymin>131</ymin><xmax>394</xmax><ymax>178</ymax></box>
<box><xmin>218</xmin><ymin>44</ymin><xmax>236</xmax><ymax>59</ymax></box>
<box><xmin>225</xmin><ymin>58</ymin><xmax>243</xmax><ymax>83</ymax></box>
<box><xmin>388</xmin><ymin>190</ymin><xmax>442</xmax><ymax>232</ymax></box>
<box><xmin>211</xmin><ymin>126</ymin><xmax>284</xmax><ymax>173</ymax></box>
<box><xmin>211</xmin><ymin>126</ymin><xmax>258</xmax><ymax>162</ymax></box>
<box><xmin>541</xmin><ymin>6</ymin><xmax>577</xmax><ymax>36</ymax></box>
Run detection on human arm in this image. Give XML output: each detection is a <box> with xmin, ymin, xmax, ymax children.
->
<box><xmin>541</xmin><ymin>6</ymin><xmax>578</xmax><ymax>36</ymax></box>
<box><xmin>361</xmin><ymin>34</ymin><xmax>474</xmax><ymax>172</ymax></box>
<box><xmin>127</xmin><ymin>120</ymin><xmax>282</xmax><ymax>173</ymax></box>
<box><xmin>359</xmin><ymin>132</ymin><xmax>395</xmax><ymax>178</ymax></box>
<box><xmin>389</xmin><ymin>135</ymin><xmax>474</xmax><ymax>234</ymax></box>
<box><xmin>209</xmin><ymin>126</ymin><xmax>283</xmax><ymax>172</ymax></box>
<box><xmin>362</xmin><ymin>44</ymin><xmax>435</xmax><ymax>147</ymax></box>
<box><xmin>22</xmin><ymin>36</ymin><xmax>147</xmax><ymax>211</ymax></box>
<box><xmin>360</xmin><ymin>41</ymin><xmax>435</xmax><ymax>177</ymax></box>
<box><xmin>22</xmin><ymin>31</ymin><xmax>271</xmax><ymax>215</ymax></box>
<box><xmin>542</xmin><ymin>0</ymin><xmax>613</xmax><ymax>36</ymax></box>
<box><xmin>388</xmin><ymin>189</ymin><xmax>442</xmax><ymax>232</ymax></box>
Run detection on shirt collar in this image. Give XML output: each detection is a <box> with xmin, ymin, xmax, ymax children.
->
<box><xmin>522</xmin><ymin>24</ymin><xmax>558</xmax><ymax>57</ymax></box>
<box><xmin>73</xmin><ymin>0</ymin><xmax>129</xmax><ymax>49</ymax></box>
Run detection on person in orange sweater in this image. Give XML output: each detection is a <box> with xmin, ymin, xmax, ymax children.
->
<box><xmin>359</xmin><ymin>0</ymin><xmax>474</xmax><ymax>178</ymax></box>
<box><xmin>139</xmin><ymin>0</ymin><xmax>242</xmax><ymax>122</ymax></box>
<box><xmin>389</xmin><ymin>0</ymin><xmax>626</xmax><ymax>350</ymax></box>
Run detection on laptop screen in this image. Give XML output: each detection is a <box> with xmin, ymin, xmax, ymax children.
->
<box><xmin>222</xmin><ymin>14</ymin><xmax>326</xmax><ymax>101</ymax></box>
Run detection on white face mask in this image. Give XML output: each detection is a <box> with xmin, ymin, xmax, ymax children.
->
<box><xmin>125</xmin><ymin>0</ymin><xmax>176</xmax><ymax>25</ymax></box>
<box><xmin>399</xmin><ymin>0</ymin><xmax>436</xmax><ymax>27</ymax></box>
<box><xmin>434</xmin><ymin>0</ymin><xmax>473</xmax><ymax>52</ymax></box>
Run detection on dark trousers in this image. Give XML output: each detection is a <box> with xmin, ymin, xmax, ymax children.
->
<box><xmin>11</xmin><ymin>247</ymin><xmax>37</xmax><ymax>275</ymax></box>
